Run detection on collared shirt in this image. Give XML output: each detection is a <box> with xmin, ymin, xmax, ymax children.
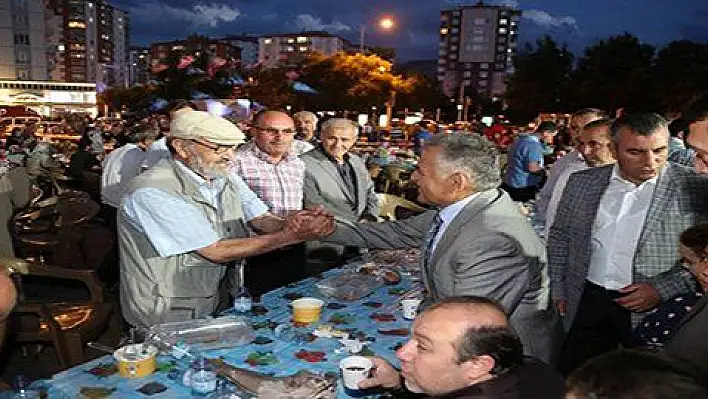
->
<box><xmin>543</xmin><ymin>162</ymin><xmax>590</xmax><ymax>237</ymax></box>
<box><xmin>587</xmin><ymin>164</ymin><xmax>661</xmax><ymax>290</ymax></box>
<box><xmin>535</xmin><ymin>150</ymin><xmax>586</xmax><ymax>225</ymax></box>
<box><xmin>142</xmin><ymin>136</ymin><xmax>170</xmax><ymax>170</ymax></box>
<box><xmin>504</xmin><ymin>134</ymin><xmax>545</xmax><ymax>188</ymax></box>
<box><xmin>101</xmin><ymin>143</ymin><xmax>145</xmax><ymax>208</ymax></box>
<box><xmin>431</xmin><ymin>192</ymin><xmax>481</xmax><ymax>254</ymax></box>
<box><xmin>122</xmin><ymin>160</ymin><xmax>268</xmax><ymax>258</ymax></box>
<box><xmin>231</xmin><ymin>142</ymin><xmax>305</xmax><ymax>217</ymax></box>
<box><xmin>291</xmin><ymin>139</ymin><xmax>315</xmax><ymax>156</ymax></box>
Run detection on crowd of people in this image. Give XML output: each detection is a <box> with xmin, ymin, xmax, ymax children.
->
<box><xmin>2</xmin><ymin>94</ymin><xmax>708</xmax><ymax>397</ymax></box>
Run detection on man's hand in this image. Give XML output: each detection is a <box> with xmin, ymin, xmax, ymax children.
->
<box><xmin>284</xmin><ymin>207</ymin><xmax>335</xmax><ymax>240</ymax></box>
<box><xmin>615</xmin><ymin>283</ymin><xmax>661</xmax><ymax>312</ymax></box>
<box><xmin>358</xmin><ymin>357</ymin><xmax>401</xmax><ymax>390</ymax></box>
<box><xmin>553</xmin><ymin>299</ymin><xmax>567</xmax><ymax>317</ymax></box>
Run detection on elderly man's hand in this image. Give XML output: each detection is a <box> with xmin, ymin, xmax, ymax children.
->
<box><xmin>285</xmin><ymin>207</ymin><xmax>335</xmax><ymax>240</ymax></box>
<box><xmin>358</xmin><ymin>357</ymin><xmax>401</xmax><ymax>390</ymax></box>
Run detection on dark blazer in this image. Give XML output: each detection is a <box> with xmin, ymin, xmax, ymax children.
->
<box><xmin>548</xmin><ymin>163</ymin><xmax>708</xmax><ymax>330</ymax></box>
<box><xmin>327</xmin><ymin>189</ymin><xmax>560</xmax><ymax>363</ymax></box>
<box><xmin>665</xmin><ymin>293</ymin><xmax>708</xmax><ymax>373</ymax></box>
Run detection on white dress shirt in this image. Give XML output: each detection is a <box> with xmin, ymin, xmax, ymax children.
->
<box><xmin>544</xmin><ymin>162</ymin><xmax>589</xmax><ymax>237</ymax></box>
<box><xmin>101</xmin><ymin>143</ymin><xmax>145</xmax><ymax>208</ymax></box>
<box><xmin>430</xmin><ymin>192</ymin><xmax>481</xmax><ymax>254</ymax></box>
<box><xmin>587</xmin><ymin>165</ymin><xmax>660</xmax><ymax>290</ymax></box>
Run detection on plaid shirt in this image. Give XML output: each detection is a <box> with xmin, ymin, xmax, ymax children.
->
<box><xmin>231</xmin><ymin>142</ymin><xmax>305</xmax><ymax>217</ymax></box>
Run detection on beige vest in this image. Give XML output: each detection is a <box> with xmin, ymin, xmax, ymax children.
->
<box><xmin>118</xmin><ymin>158</ymin><xmax>247</xmax><ymax>328</ymax></box>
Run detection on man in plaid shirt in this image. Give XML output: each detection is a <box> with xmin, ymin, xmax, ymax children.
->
<box><xmin>231</xmin><ymin>110</ymin><xmax>307</xmax><ymax>294</ymax></box>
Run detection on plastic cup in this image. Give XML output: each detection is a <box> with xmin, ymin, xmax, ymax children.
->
<box><xmin>339</xmin><ymin>356</ymin><xmax>373</xmax><ymax>390</ymax></box>
<box><xmin>291</xmin><ymin>297</ymin><xmax>324</xmax><ymax>324</ymax></box>
<box><xmin>401</xmin><ymin>298</ymin><xmax>422</xmax><ymax>320</ymax></box>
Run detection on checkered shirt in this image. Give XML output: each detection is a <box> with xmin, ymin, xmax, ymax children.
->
<box><xmin>231</xmin><ymin>142</ymin><xmax>305</xmax><ymax>217</ymax></box>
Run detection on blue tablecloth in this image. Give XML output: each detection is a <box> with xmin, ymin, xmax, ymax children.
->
<box><xmin>34</xmin><ymin>267</ymin><xmax>419</xmax><ymax>398</ymax></box>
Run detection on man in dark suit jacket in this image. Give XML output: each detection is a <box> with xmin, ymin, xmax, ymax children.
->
<box><xmin>326</xmin><ymin>133</ymin><xmax>560</xmax><ymax>363</ymax></box>
<box><xmin>548</xmin><ymin>113</ymin><xmax>708</xmax><ymax>373</ymax></box>
<box><xmin>357</xmin><ymin>296</ymin><xmax>564</xmax><ymax>398</ymax></box>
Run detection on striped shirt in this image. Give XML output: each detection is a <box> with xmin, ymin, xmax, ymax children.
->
<box><xmin>231</xmin><ymin>142</ymin><xmax>305</xmax><ymax>217</ymax></box>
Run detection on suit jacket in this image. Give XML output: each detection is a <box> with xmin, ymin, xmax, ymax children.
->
<box><xmin>327</xmin><ymin>189</ymin><xmax>560</xmax><ymax>363</ymax></box>
<box><xmin>548</xmin><ymin>163</ymin><xmax>708</xmax><ymax>331</ymax></box>
<box><xmin>301</xmin><ymin>148</ymin><xmax>379</xmax><ymax>222</ymax></box>
<box><xmin>665</xmin><ymin>293</ymin><xmax>708</xmax><ymax>374</ymax></box>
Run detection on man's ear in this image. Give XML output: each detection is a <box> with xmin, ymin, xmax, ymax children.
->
<box><xmin>461</xmin><ymin>354</ymin><xmax>496</xmax><ymax>382</ymax></box>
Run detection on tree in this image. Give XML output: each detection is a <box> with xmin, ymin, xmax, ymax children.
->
<box><xmin>297</xmin><ymin>52</ymin><xmax>416</xmax><ymax>111</ymax></box>
<box><xmin>570</xmin><ymin>33</ymin><xmax>656</xmax><ymax>113</ymax></box>
<box><xmin>653</xmin><ymin>40</ymin><xmax>708</xmax><ymax>113</ymax></box>
<box><xmin>505</xmin><ymin>35</ymin><xmax>574</xmax><ymax>123</ymax></box>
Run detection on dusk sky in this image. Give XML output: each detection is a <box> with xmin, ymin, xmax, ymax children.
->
<box><xmin>114</xmin><ymin>0</ymin><xmax>708</xmax><ymax>61</ymax></box>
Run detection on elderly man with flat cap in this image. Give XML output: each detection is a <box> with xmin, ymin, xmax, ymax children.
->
<box><xmin>118</xmin><ymin>111</ymin><xmax>334</xmax><ymax>329</ymax></box>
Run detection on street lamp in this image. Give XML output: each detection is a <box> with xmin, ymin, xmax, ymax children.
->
<box><xmin>457</xmin><ymin>104</ymin><xmax>464</xmax><ymax>122</ymax></box>
<box><xmin>360</xmin><ymin>16</ymin><xmax>395</xmax><ymax>54</ymax></box>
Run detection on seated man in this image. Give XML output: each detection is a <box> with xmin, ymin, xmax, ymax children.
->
<box><xmin>359</xmin><ymin>296</ymin><xmax>564</xmax><ymax>398</ymax></box>
<box><xmin>119</xmin><ymin>111</ymin><xmax>333</xmax><ymax>329</ymax></box>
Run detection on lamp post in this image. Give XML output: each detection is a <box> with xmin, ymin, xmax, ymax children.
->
<box><xmin>359</xmin><ymin>16</ymin><xmax>394</xmax><ymax>54</ymax></box>
<box><xmin>457</xmin><ymin>104</ymin><xmax>463</xmax><ymax>122</ymax></box>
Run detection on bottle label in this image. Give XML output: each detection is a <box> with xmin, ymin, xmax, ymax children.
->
<box><xmin>233</xmin><ymin>297</ymin><xmax>252</xmax><ymax>313</ymax></box>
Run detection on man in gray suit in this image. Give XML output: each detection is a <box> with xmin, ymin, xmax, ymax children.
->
<box><xmin>548</xmin><ymin>113</ymin><xmax>708</xmax><ymax>373</ymax></box>
<box><xmin>325</xmin><ymin>133</ymin><xmax>560</xmax><ymax>363</ymax></box>
<box><xmin>302</xmin><ymin>118</ymin><xmax>380</xmax><ymax>267</ymax></box>
<box><xmin>301</xmin><ymin>118</ymin><xmax>379</xmax><ymax>222</ymax></box>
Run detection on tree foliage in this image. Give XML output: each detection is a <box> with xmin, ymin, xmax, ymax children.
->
<box><xmin>505</xmin><ymin>36</ymin><xmax>574</xmax><ymax>123</ymax></box>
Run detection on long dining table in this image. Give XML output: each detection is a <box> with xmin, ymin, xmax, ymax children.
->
<box><xmin>29</xmin><ymin>260</ymin><xmax>423</xmax><ymax>398</ymax></box>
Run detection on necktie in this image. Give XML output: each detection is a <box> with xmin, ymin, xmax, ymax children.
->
<box><xmin>423</xmin><ymin>212</ymin><xmax>443</xmax><ymax>267</ymax></box>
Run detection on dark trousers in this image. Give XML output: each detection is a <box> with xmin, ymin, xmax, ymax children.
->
<box><xmin>244</xmin><ymin>243</ymin><xmax>306</xmax><ymax>296</ymax></box>
<box><xmin>559</xmin><ymin>281</ymin><xmax>633</xmax><ymax>374</ymax></box>
<box><xmin>500</xmin><ymin>183</ymin><xmax>539</xmax><ymax>202</ymax></box>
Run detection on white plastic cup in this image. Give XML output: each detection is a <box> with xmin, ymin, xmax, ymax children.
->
<box><xmin>339</xmin><ymin>356</ymin><xmax>373</xmax><ymax>390</ymax></box>
<box><xmin>401</xmin><ymin>298</ymin><xmax>422</xmax><ymax>320</ymax></box>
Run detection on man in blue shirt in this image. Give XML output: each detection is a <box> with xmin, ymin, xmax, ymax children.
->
<box><xmin>502</xmin><ymin>121</ymin><xmax>557</xmax><ymax>202</ymax></box>
<box><xmin>412</xmin><ymin>122</ymin><xmax>434</xmax><ymax>155</ymax></box>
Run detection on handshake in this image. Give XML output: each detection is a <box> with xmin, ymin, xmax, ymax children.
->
<box><xmin>284</xmin><ymin>206</ymin><xmax>336</xmax><ymax>241</ymax></box>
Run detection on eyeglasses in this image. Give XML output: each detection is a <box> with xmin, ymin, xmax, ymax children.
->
<box><xmin>190</xmin><ymin>139</ymin><xmax>235</xmax><ymax>154</ymax></box>
<box><xmin>254</xmin><ymin>127</ymin><xmax>296</xmax><ymax>136</ymax></box>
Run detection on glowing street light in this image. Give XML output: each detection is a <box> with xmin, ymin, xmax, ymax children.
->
<box><xmin>360</xmin><ymin>16</ymin><xmax>395</xmax><ymax>54</ymax></box>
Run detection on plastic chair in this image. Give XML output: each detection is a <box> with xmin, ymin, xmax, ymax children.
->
<box><xmin>377</xmin><ymin>193</ymin><xmax>426</xmax><ymax>221</ymax></box>
<box><xmin>3</xmin><ymin>257</ymin><xmax>114</xmax><ymax>369</ymax></box>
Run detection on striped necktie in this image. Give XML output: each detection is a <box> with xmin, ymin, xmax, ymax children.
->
<box><xmin>423</xmin><ymin>212</ymin><xmax>443</xmax><ymax>267</ymax></box>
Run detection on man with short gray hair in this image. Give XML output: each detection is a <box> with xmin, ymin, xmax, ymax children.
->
<box><xmin>292</xmin><ymin>110</ymin><xmax>319</xmax><ymax>156</ymax></box>
<box><xmin>325</xmin><ymin>133</ymin><xmax>560</xmax><ymax>363</ymax></box>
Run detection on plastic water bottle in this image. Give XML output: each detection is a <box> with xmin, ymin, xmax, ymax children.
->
<box><xmin>191</xmin><ymin>356</ymin><xmax>217</xmax><ymax>396</ymax></box>
<box><xmin>232</xmin><ymin>286</ymin><xmax>252</xmax><ymax>316</ymax></box>
<box><xmin>12</xmin><ymin>375</ymin><xmax>40</xmax><ymax>399</ymax></box>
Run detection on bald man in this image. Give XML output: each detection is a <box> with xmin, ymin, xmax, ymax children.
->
<box><xmin>358</xmin><ymin>296</ymin><xmax>564</xmax><ymax>398</ymax></box>
<box><xmin>231</xmin><ymin>111</ymin><xmax>308</xmax><ymax>294</ymax></box>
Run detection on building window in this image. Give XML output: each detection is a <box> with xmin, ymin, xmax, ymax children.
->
<box><xmin>479</xmin><ymin>80</ymin><xmax>488</xmax><ymax>87</ymax></box>
<box><xmin>16</xmin><ymin>50</ymin><xmax>29</xmax><ymax>63</ymax></box>
<box><xmin>296</xmin><ymin>36</ymin><xmax>307</xmax><ymax>43</ymax></box>
<box><xmin>479</xmin><ymin>71</ymin><xmax>488</xmax><ymax>78</ymax></box>
<box><xmin>299</xmin><ymin>46</ymin><xmax>308</xmax><ymax>52</ymax></box>
<box><xmin>17</xmin><ymin>70</ymin><xmax>30</xmax><ymax>80</ymax></box>
<box><xmin>480</xmin><ymin>63</ymin><xmax>489</xmax><ymax>69</ymax></box>
<box><xmin>497</xmin><ymin>45</ymin><xmax>505</xmax><ymax>52</ymax></box>
<box><xmin>474</xmin><ymin>27</ymin><xmax>484</xmax><ymax>34</ymax></box>
<box><xmin>68</xmin><ymin>20</ymin><xmax>87</xmax><ymax>28</ymax></box>
<box><xmin>440</xmin><ymin>27</ymin><xmax>448</xmax><ymax>35</ymax></box>
<box><xmin>450</xmin><ymin>53</ymin><xmax>457</xmax><ymax>60</ymax></box>
<box><xmin>264</xmin><ymin>38</ymin><xmax>272</xmax><ymax>44</ymax></box>
<box><xmin>286</xmin><ymin>46</ymin><xmax>294</xmax><ymax>52</ymax></box>
<box><xmin>287</xmin><ymin>38</ymin><xmax>295</xmax><ymax>43</ymax></box>
<box><xmin>500</xmin><ymin>19</ymin><xmax>508</xmax><ymax>25</ymax></box>
<box><xmin>451</xmin><ymin>27</ymin><xmax>459</xmax><ymax>34</ymax></box>
<box><xmin>463</xmin><ymin>71</ymin><xmax>471</xmax><ymax>78</ymax></box>
<box><xmin>473</xmin><ymin>36</ymin><xmax>486</xmax><ymax>43</ymax></box>
<box><xmin>450</xmin><ymin>36</ymin><xmax>458</xmax><ymax>43</ymax></box>
<box><xmin>472</xmin><ymin>44</ymin><xmax>484</xmax><ymax>52</ymax></box>
<box><xmin>498</xmin><ymin>27</ymin><xmax>507</xmax><ymax>34</ymax></box>
<box><xmin>450</xmin><ymin>45</ymin><xmax>457</xmax><ymax>51</ymax></box>
<box><xmin>474</xmin><ymin>18</ymin><xmax>487</xmax><ymax>25</ymax></box>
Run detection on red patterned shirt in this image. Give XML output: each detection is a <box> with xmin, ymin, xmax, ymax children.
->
<box><xmin>230</xmin><ymin>142</ymin><xmax>305</xmax><ymax>217</ymax></box>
